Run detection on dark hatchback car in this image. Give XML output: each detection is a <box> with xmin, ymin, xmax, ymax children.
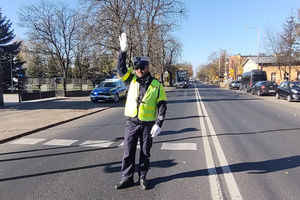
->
<box><xmin>228</xmin><ymin>80</ymin><xmax>240</xmax><ymax>90</ymax></box>
<box><xmin>90</xmin><ymin>79</ymin><xmax>127</xmax><ymax>103</ymax></box>
<box><xmin>251</xmin><ymin>81</ymin><xmax>278</xmax><ymax>96</ymax></box>
<box><xmin>276</xmin><ymin>81</ymin><xmax>300</xmax><ymax>102</ymax></box>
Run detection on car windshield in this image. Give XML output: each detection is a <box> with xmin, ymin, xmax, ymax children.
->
<box><xmin>98</xmin><ymin>82</ymin><xmax>117</xmax><ymax>88</ymax></box>
<box><xmin>252</xmin><ymin>74</ymin><xmax>267</xmax><ymax>81</ymax></box>
<box><xmin>289</xmin><ymin>82</ymin><xmax>300</xmax><ymax>88</ymax></box>
<box><xmin>265</xmin><ymin>82</ymin><xmax>277</xmax><ymax>86</ymax></box>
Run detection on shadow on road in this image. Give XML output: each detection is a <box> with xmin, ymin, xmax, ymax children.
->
<box><xmin>1</xmin><ymin>149</ymin><xmax>298</xmax><ymax>191</ymax></box>
<box><xmin>149</xmin><ymin>155</ymin><xmax>300</xmax><ymax>188</ymax></box>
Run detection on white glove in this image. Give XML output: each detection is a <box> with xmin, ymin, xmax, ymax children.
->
<box><xmin>119</xmin><ymin>32</ymin><xmax>128</xmax><ymax>52</ymax></box>
<box><xmin>150</xmin><ymin>124</ymin><xmax>161</xmax><ymax>138</ymax></box>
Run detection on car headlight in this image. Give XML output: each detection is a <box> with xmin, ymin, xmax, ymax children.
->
<box><xmin>291</xmin><ymin>89</ymin><xmax>299</xmax><ymax>94</ymax></box>
<box><xmin>109</xmin><ymin>90</ymin><xmax>115</xmax><ymax>95</ymax></box>
<box><xmin>93</xmin><ymin>91</ymin><xmax>98</xmax><ymax>95</ymax></box>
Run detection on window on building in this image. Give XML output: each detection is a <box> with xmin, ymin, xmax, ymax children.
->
<box><xmin>271</xmin><ymin>73</ymin><xmax>277</xmax><ymax>82</ymax></box>
<box><xmin>284</xmin><ymin>72</ymin><xmax>289</xmax><ymax>81</ymax></box>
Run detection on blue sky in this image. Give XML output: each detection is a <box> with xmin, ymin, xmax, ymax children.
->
<box><xmin>1</xmin><ymin>0</ymin><xmax>300</xmax><ymax>72</ymax></box>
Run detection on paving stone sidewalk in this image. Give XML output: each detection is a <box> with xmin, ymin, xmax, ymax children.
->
<box><xmin>0</xmin><ymin>96</ymin><xmax>112</xmax><ymax>143</ymax></box>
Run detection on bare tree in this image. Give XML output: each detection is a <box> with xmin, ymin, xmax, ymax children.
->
<box><xmin>264</xmin><ymin>26</ymin><xmax>286</xmax><ymax>80</ymax></box>
<box><xmin>18</xmin><ymin>1</ymin><xmax>80</xmax><ymax>95</ymax></box>
<box><xmin>264</xmin><ymin>11</ymin><xmax>300</xmax><ymax>82</ymax></box>
<box><xmin>82</xmin><ymin>0</ymin><xmax>187</xmax><ymax>73</ymax></box>
<box><xmin>280</xmin><ymin>11</ymin><xmax>299</xmax><ymax>80</ymax></box>
<box><xmin>157</xmin><ymin>33</ymin><xmax>182</xmax><ymax>84</ymax></box>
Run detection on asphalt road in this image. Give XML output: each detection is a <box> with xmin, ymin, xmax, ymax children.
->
<box><xmin>0</xmin><ymin>82</ymin><xmax>299</xmax><ymax>200</ymax></box>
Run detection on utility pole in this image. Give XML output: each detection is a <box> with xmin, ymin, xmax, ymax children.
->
<box><xmin>219</xmin><ymin>49</ymin><xmax>221</xmax><ymax>87</ymax></box>
<box><xmin>10</xmin><ymin>53</ymin><xmax>14</xmax><ymax>92</ymax></box>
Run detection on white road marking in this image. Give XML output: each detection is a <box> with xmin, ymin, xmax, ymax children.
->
<box><xmin>161</xmin><ymin>142</ymin><xmax>197</xmax><ymax>150</ymax></box>
<box><xmin>195</xmin><ymin>85</ymin><xmax>243</xmax><ymax>200</ymax></box>
<box><xmin>43</xmin><ymin>139</ymin><xmax>78</xmax><ymax>146</ymax></box>
<box><xmin>118</xmin><ymin>141</ymin><xmax>140</xmax><ymax>149</ymax></box>
<box><xmin>10</xmin><ymin>138</ymin><xmax>46</xmax><ymax>145</ymax></box>
<box><xmin>80</xmin><ymin>140</ymin><xmax>113</xmax><ymax>148</ymax></box>
<box><xmin>195</xmin><ymin>88</ymin><xmax>223</xmax><ymax>200</ymax></box>
<box><xmin>8</xmin><ymin>139</ymin><xmax>197</xmax><ymax>152</ymax></box>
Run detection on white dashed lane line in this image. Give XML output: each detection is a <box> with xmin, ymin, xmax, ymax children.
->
<box><xmin>161</xmin><ymin>142</ymin><xmax>197</xmax><ymax>150</ymax></box>
<box><xmin>80</xmin><ymin>140</ymin><xmax>114</xmax><ymax>148</ymax></box>
<box><xmin>9</xmin><ymin>138</ymin><xmax>197</xmax><ymax>150</ymax></box>
<box><xmin>42</xmin><ymin>139</ymin><xmax>78</xmax><ymax>146</ymax></box>
<box><xmin>9</xmin><ymin>138</ymin><xmax>46</xmax><ymax>145</ymax></box>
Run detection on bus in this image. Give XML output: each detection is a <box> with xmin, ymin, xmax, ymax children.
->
<box><xmin>240</xmin><ymin>70</ymin><xmax>267</xmax><ymax>92</ymax></box>
<box><xmin>175</xmin><ymin>70</ymin><xmax>189</xmax><ymax>88</ymax></box>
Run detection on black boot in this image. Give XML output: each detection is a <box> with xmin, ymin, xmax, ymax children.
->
<box><xmin>115</xmin><ymin>179</ymin><xmax>134</xmax><ymax>190</ymax></box>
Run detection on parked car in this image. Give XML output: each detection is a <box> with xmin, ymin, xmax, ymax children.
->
<box><xmin>251</xmin><ymin>81</ymin><xmax>278</xmax><ymax>96</ymax></box>
<box><xmin>228</xmin><ymin>80</ymin><xmax>240</xmax><ymax>90</ymax></box>
<box><xmin>275</xmin><ymin>81</ymin><xmax>300</xmax><ymax>102</ymax></box>
<box><xmin>90</xmin><ymin>79</ymin><xmax>127</xmax><ymax>103</ymax></box>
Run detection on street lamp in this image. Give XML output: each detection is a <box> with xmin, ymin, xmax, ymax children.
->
<box><xmin>219</xmin><ymin>48</ymin><xmax>221</xmax><ymax>87</ymax></box>
<box><xmin>245</xmin><ymin>27</ymin><xmax>260</xmax><ymax>70</ymax></box>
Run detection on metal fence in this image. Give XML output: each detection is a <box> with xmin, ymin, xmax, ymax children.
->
<box><xmin>23</xmin><ymin>78</ymin><xmax>94</xmax><ymax>92</ymax></box>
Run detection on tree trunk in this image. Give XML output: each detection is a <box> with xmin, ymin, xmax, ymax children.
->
<box><xmin>169</xmin><ymin>70</ymin><xmax>173</xmax><ymax>86</ymax></box>
<box><xmin>0</xmin><ymin>60</ymin><xmax>4</xmax><ymax>106</ymax></box>
<box><xmin>289</xmin><ymin>65</ymin><xmax>292</xmax><ymax>81</ymax></box>
<box><xmin>63</xmin><ymin>71</ymin><xmax>67</xmax><ymax>97</ymax></box>
<box><xmin>160</xmin><ymin>72</ymin><xmax>164</xmax><ymax>86</ymax></box>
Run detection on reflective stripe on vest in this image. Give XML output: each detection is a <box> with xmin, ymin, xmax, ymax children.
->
<box><xmin>119</xmin><ymin>67</ymin><xmax>133</xmax><ymax>82</ymax></box>
<box><xmin>124</xmin><ymin>76</ymin><xmax>161</xmax><ymax>121</ymax></box>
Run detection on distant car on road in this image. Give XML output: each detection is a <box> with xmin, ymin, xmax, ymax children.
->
<box><xmin>276</xmin><ymin>81</ymin><xmax>300</xmax><ymax>102</ymax></box>
<box><xmin>251</xmin><ymin>81</ymin><xmax>278</xmax><ymax>96</ymax></box>
<box><xmin>90</xmin><ymin>79</ymin><xmax>127</xmax><ymax>103</ymax></box>
<box><xmin>228</xmin><ymin>80</ymin><xmax>240</xmax><ymax>90</ymax></box>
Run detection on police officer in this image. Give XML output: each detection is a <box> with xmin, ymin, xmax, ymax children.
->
<box><xmin>115</xmin><ymin>33</ymin><xmax>167</xmax><ymax>190</ymax></box>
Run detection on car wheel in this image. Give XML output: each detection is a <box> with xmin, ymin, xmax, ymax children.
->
<box><xmin>258</xmin><ymin>90</ymin><xmax>262</xmax><ymax>96</ymax></box>
<box><xmin>91</xmin><ymin>99</ymin><xmax>98</xmax><ymax>103</ymax></box>
<box><xmin>113</xmin><ymin>93</ymin><xmax>120</xmax><ymax>103</ymax></box>
<box><xmin>276</xmin><ymin>93</ymin><xmax>280</xmax><ymax>99</ymax></box>
<box><xmin>287</xmin><ymin>95</ymin><xmax>293</xmax><ymax>102</ymax></box>
<box><xmin>251</xmin><ymin>89</ymin><xmax>255</xmax><ymax>95</ymax></box>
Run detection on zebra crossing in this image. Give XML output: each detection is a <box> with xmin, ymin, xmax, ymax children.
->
<box><xmin>9</xmin><ymin>137</ymin><xmax>197</xmax><ymax>150</ymax></box>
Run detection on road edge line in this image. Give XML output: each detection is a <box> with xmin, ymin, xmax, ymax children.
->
<box><xmin>197</xmin><ymin>85</ymin><xmax>243</xmax><ymax>199</ymax></box>
<box><xmin>195</xmin><ymin>87</ymin><xmax>224</xmax><ymax>200</ymax></box>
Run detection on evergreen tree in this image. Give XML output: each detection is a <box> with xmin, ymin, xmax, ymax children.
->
<box><xmin>0</xmin><ymin>8</ymin><xmax>23</xmax><ymax>97</ymax></box>
<box><xmin>26</xmin><ymin>53</ymin><xmax>46</xmax><ymax>78</ymax></box>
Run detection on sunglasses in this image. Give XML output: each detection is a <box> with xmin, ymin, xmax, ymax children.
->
<box><xmin>134</xmin><ymin>65</ymin><xmax>147</xmax><ymax>71</ymax></box>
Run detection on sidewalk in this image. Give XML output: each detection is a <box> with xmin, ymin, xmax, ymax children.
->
<box><xmin>0</xmin><ymin>95</ymin><xmax>112</xmax><ymax>144</ymax></box>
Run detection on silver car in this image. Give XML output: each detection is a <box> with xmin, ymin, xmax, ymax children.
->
<box><xmin>229</xmin><ymin>80</ymin><xmax>240</xmax><ymax>90</ymax></box>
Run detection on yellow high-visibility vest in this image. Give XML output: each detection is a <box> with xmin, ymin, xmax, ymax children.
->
<box><xmin>124</xmin><ymin>75</ymin><xmax>167</xmax><ymax>121</ymax></box>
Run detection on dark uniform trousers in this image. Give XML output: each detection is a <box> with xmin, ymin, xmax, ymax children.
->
<box><xmin>121</xmin><ymin>119</ymin><xmax>154</xmax><ymax>182</ymax></box>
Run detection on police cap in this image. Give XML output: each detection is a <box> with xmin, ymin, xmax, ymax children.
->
<box><xmin>132</xmin><ymin>56</ymin><xmax>150</xmax><ymax>67</ymax></box>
